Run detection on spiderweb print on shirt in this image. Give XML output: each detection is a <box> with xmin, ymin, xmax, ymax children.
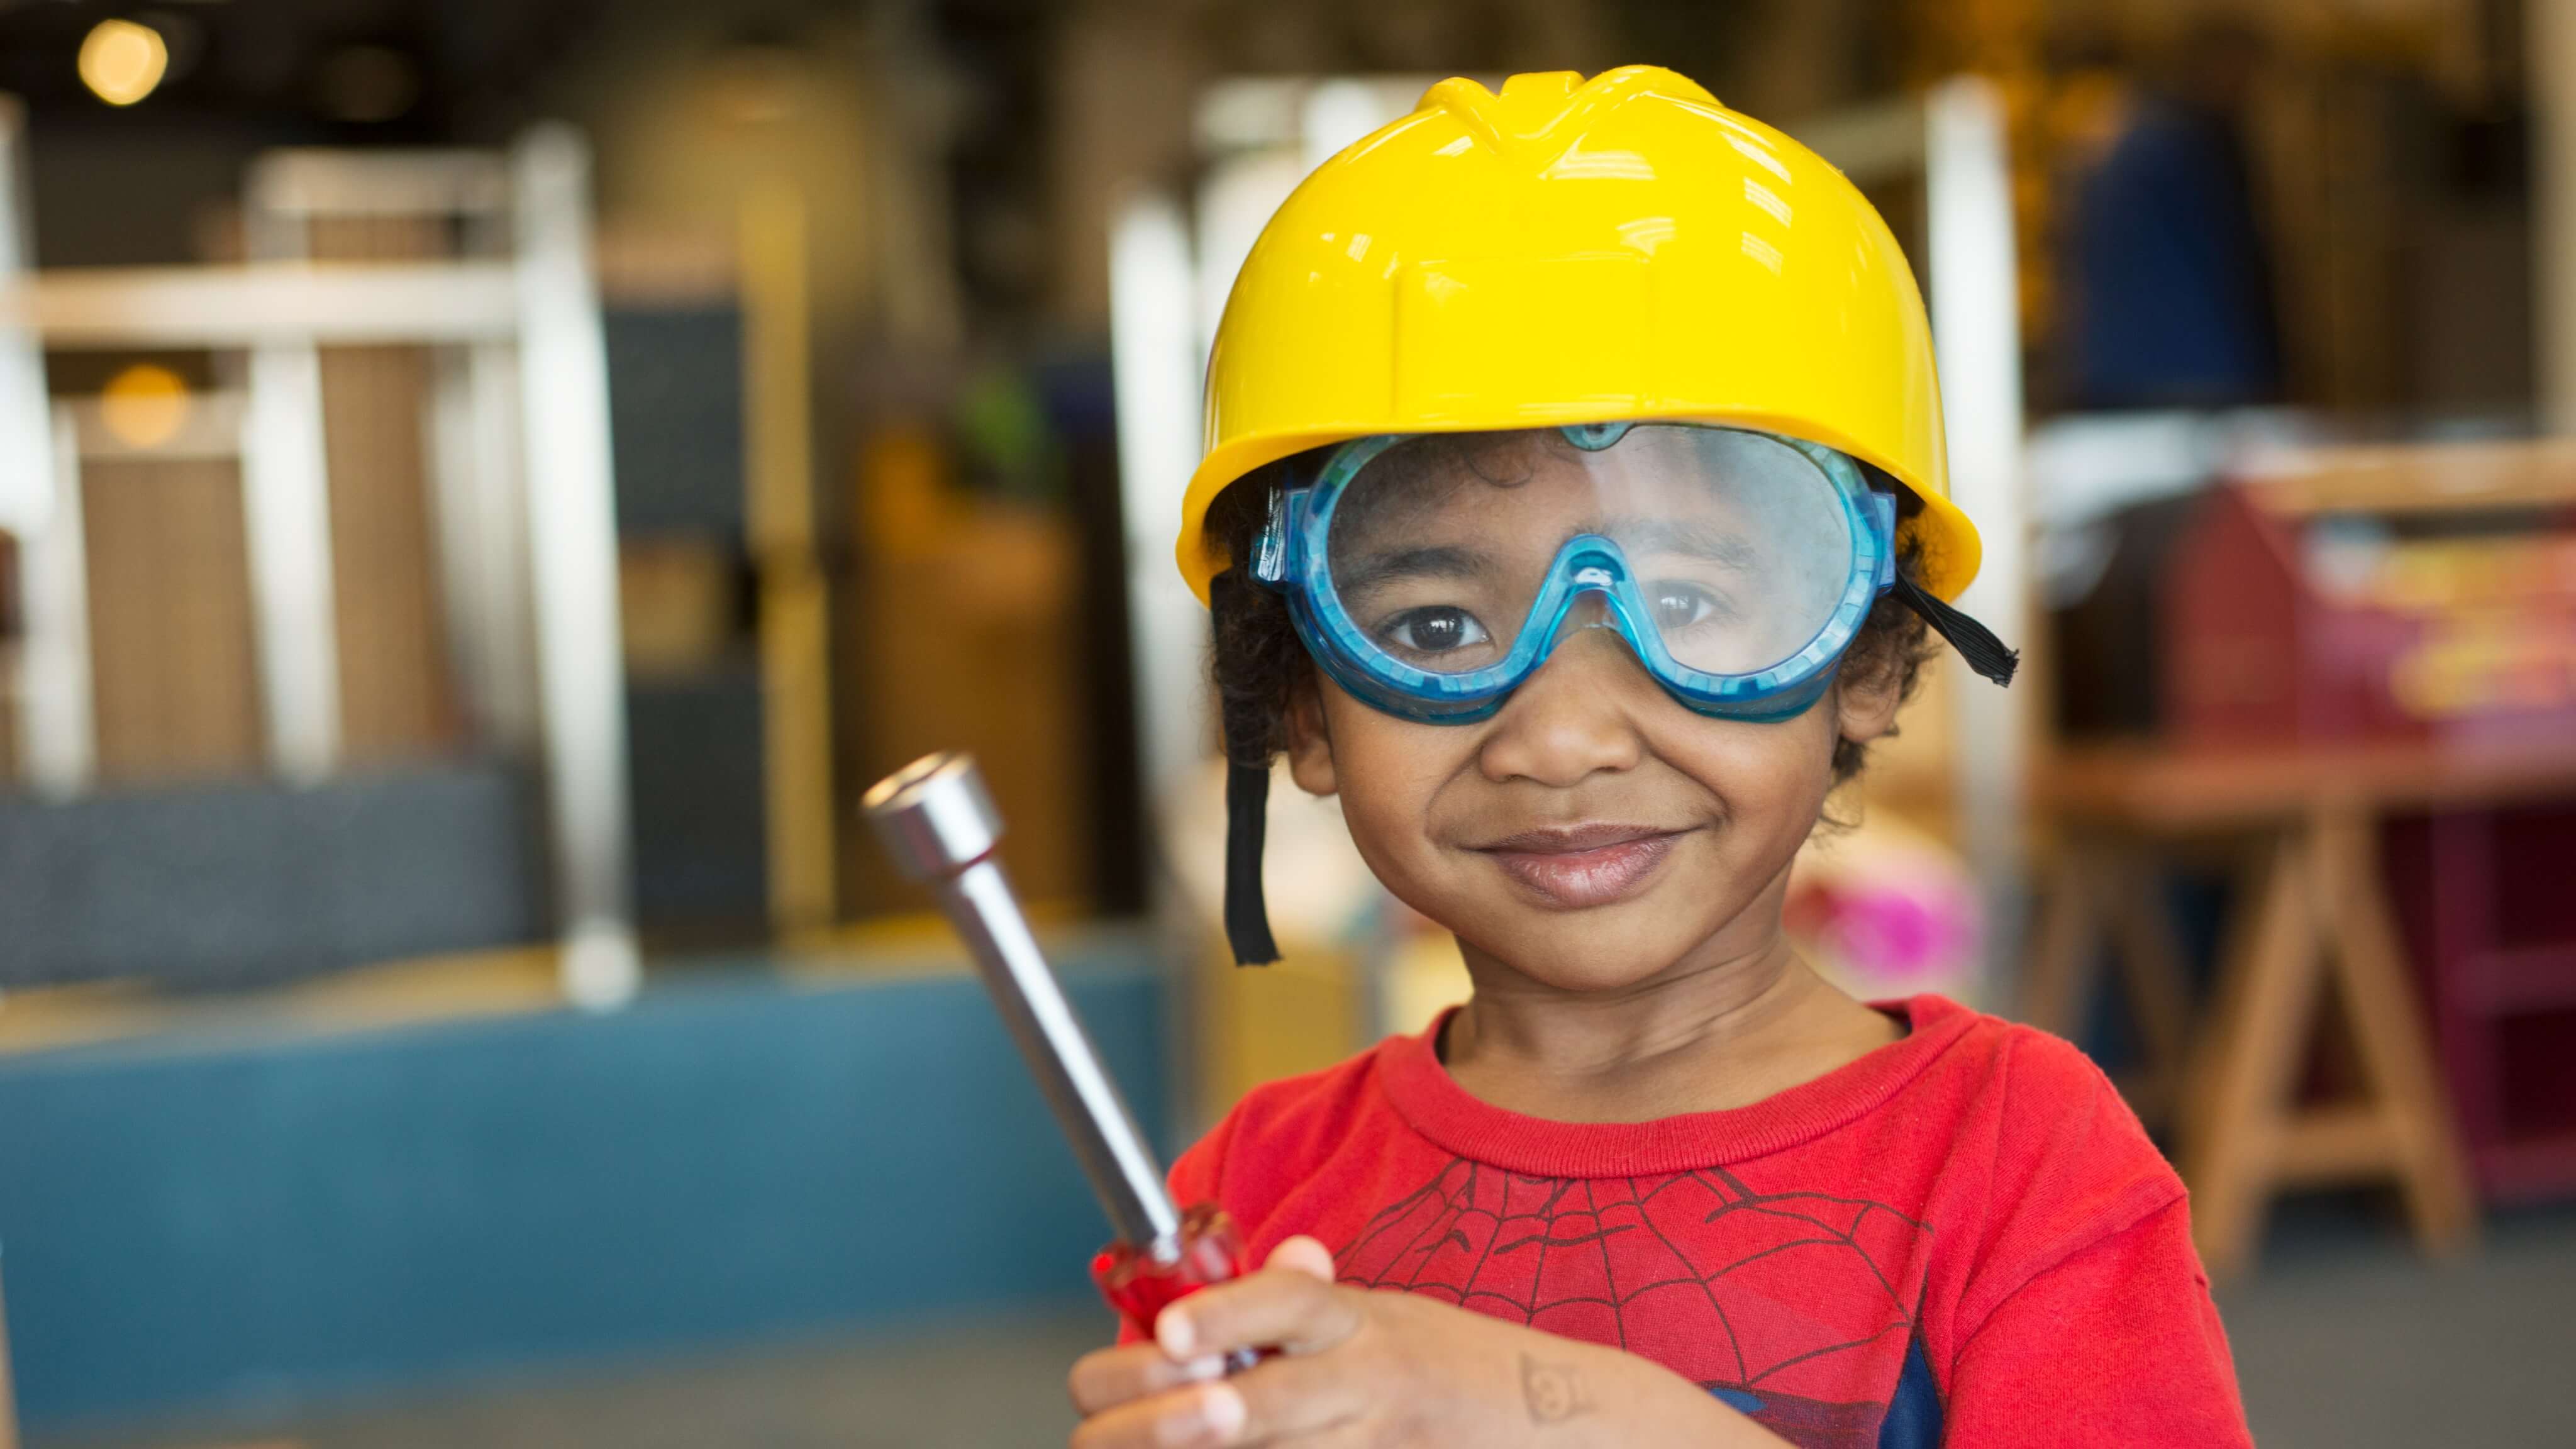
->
<box><xmin>1334</xmin><ymin>1157</ymin><xmax>1929</xmax><ymax>1424</ymax></box>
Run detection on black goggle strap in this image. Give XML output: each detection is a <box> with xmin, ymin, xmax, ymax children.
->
<box><xmin>1209</xmin><ymin>570</ymin><xmax>1282</xmax><ymax>967</ymax></box>
<box><xmin>1222</xmin><ymin>754</ymin><xmax>1280</xmax><ymax>967</ymax></box>
<box><xmin>1892</xmin><ymin>572</ymin><xmax>2019</xmax><ymax>687</ymax></box>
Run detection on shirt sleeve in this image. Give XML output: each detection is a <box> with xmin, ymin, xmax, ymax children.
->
<box><xmin>1166</xmin><ymin>1106</ymin><xmax>1238</xmax><ymax>1214</ymax></box>
<box><xmin>1942</xmin><ymin>1197</ymin><xmax>2252</xmax><ymax>1447</ymax></box>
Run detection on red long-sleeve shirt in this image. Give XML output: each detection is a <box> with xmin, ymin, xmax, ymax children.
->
<box><xmin>1166</xmin><ymin>994</ymin><xmax>2251</xmax><ymax>1448</ymax></box>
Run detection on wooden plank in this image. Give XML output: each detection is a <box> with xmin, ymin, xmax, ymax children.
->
<box><xmin>2271</xmin><ymin>1105</ymin><xmax>2405</xmax><ymax>1184</ymax></box>
<box><xmin>312</xmin><ymin>214</ymin><xmax>459</xmax><ymax>765</ymax></box>
<box><xmin>2045</xmin><ymin>738</ymin><xmax>2576</xmax><ymax>830</ymax></box>
<box><xmin>3</xmin><ymin>263</ymin><xmax>518</xmax><ymax>346</ymax></box>
<box><xmin>80</xmin><ymin>457</ymin><xmax>263</xmax><ymax>782</ymax></box>
<box><xmin>2245</xmin><ymin>436</ymin><xmax>2576</xmax><ymax>516</ymax></box>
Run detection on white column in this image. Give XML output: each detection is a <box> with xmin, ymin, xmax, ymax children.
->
<box><xmin>1924</xmin><ymin>77</ymin><xmax>2030</xmax><ymax>1004</ymax></box>
<box><xmin>427</xmin><ymin>341</ymin><xmax>538</xmax><ymax>749</ymax></box>
<box><xmin>512</xmin><ymin>124</ymin><xmax>639</xmax><ymax>1009</ymax></box>
<box><xmin>19</xmin><ymin>409</ymin><xmax>94</xmax><ymax>797</ymax></box>
<box><xmin>1108</xmin><ymin>192</ymin><xmax>1210</xmax><ymax>814</ymax></box>
<box><xmin>240</xmin><ymin>179</ymin><xmax>343</xmax><ymax>784</ymax></box>
<box><xmin>240</xmin><ymin>341</ymin><xmax>343</xmax><ymax>783</ymax></box>
<box><xmin>0</xmin><ymin>98</ymin><xmax>48</xmax><ymax>543</ymax></box>
<box><xmin>0</xmin><ymin>99</ymin><xmax>73</xmax><ymax>792</ymax></box>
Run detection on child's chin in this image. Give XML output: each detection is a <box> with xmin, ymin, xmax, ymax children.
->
<box><xmin>1471</xmin><ymin>916</ymin><xmax>1703</xmax><ymax>992</ymax></box>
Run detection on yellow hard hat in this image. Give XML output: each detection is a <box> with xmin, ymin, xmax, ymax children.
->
<box><xmin>1175</xmin><ymin>65</ymin><xmax>1981</xmax><ymax>605</ymax></box>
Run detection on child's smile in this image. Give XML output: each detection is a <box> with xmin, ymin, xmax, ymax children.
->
<box><xmin>1469</xmin><ymin>821</ymin><xmax>1695</xmax><ymax>910</ymax></box>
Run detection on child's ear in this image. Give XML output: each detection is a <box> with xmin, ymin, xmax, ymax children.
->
<box><xmin>1283</xmin><ymin>677</ymin><xmax>1340</xmax><ymax>796</ymax></box>
<box><xmin>1833</xmin><ymin>665</ymin><xmax>1906</xmax><ymax>751</ymax></box>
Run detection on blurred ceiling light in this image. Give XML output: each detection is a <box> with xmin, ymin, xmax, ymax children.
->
<box><xmin>316</xmin><ymin>44</ymin><xmax>419</xmax><ymax>123</ymax></box>
<box><xmin>100</xmin><ymin>363</ymin><xmax>192</xmax><ymax>450</ymax></box>
<box><xmin>79</xmin><ymin>19</ymin><xmax>169</xmax><ymax>106</ymax></box>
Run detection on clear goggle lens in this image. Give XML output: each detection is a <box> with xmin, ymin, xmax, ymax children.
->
<box><xmin>1321</xmin><ymin>426</ymin><xmax>1858</xmax><ymax>679</ymax></box>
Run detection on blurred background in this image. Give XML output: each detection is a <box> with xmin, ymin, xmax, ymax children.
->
<box><xmin>0</xmin><ymin>0</ymin><xmax>2571</xmax><ymax>1445</ymax></box>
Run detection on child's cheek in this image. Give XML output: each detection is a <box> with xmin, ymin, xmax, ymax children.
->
<box><xmin>1653</xmin><ymin>704</ymin><xmax>1838</xmax><ymax>819</ymax></box>
<box><xmin>1332</xmin><ymin>741</ymin><xmax>1457</xmax><ymax>903</ymax></box>
<box><xmin>1320</xmin><ymin>686</ymin><xmax>1457</xmax><ymax>799</ymax></box>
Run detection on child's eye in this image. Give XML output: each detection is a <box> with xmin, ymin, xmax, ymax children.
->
<box><xmin>1379</xmin><ymin>605</ymin><xmax>1491</xmax><ymax>657</ymax></box>
<box><xmin>1648</xmin><ymin>581</ymin><xmax>1731</xmax><ymax>632</ymax></box>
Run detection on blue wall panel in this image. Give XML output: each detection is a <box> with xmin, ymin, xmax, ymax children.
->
<box><xmin>0</xmin><ymin>943</ymin><xmax>1165</xmax><ymax>1431</ymax></box>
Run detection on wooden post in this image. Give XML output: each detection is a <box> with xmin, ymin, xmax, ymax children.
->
<box><xmin>2106</xmin><ymin>841</ymin><xmax>2195</xmax><ymax>1118</ymax></box>
<box><xmin>2314</xmin><ymin>806</ymin><xmax>2477</xmax><ymax>1258</ymax></box>
<box><xmin>2022</xmin><ymin>843</ymin><xmax>2099</xmax><ymax>1038</ymax></box>
<box><xmin>741</xmin><ymin>177</ymin><xmax>838</xmax><ymax>936</ymax></box>
<box><xmin>2183</xmin><ymin>828</ymin><xmax>2327</xmax><ymax>1280</ymax></box>
<box><xmin>2021</xmin><ymin>831</ymin><xmax>2193</xmax><ymax>1119</ymax></box>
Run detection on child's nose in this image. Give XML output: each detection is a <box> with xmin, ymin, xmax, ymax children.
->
<box><xmin>1474</xmin><ymin>626</ymin><xmax>1652</xmax><ymax>787</ymax></box>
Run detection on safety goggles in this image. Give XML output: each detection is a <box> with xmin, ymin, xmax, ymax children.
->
<box><xmin>1248</xmin><ymin>423</ymin><xmax>1913</xmax><ymax>723</ymax></box>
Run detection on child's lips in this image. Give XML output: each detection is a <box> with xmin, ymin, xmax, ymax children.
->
<box><xmin>1473</xmin><ymin>824</ymin><xmax>1689</xmax><ymax>909</ymax></box>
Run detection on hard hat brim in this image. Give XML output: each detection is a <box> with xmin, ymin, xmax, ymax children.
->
<box><xmin>1175</xmin><ymin>421</ymin><xmax>1984</xmax><ymax>608</ymax></box>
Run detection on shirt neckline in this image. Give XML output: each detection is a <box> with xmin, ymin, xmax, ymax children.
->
<box><xmin>1374</xmin><ymin>993</ymin><xmax>1979</xmax><ymax>1177</ymax></box>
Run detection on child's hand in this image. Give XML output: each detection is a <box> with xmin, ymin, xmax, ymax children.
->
<box><xmin>1066</xmin><ymin>1236</ymin><xmax>1785</xmax><ymax>1448</ymax></box>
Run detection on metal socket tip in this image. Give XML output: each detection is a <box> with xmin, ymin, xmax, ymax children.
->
<box><xmin>862</xmin><ymin>752</ymin><xmax>1004</xmax><ymax>884</ymax></box>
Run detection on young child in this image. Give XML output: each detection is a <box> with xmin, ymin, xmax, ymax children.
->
<box><xmin>1070</xmin><ymin>67</ymin><xmax>2251</xmax><ymax>1449</ymax></box>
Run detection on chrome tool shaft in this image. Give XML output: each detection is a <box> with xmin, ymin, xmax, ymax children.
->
<box><xmin>862</xmin><ymin>752</ymin><xmax>1180</xmax><ymax>1249</ymax></box>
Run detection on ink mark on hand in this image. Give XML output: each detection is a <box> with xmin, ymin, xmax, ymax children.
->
<box><xmin>1520</xmin><ymin>1352</ymin><xmax>1592</xmax><ymax>1425</ymax></box>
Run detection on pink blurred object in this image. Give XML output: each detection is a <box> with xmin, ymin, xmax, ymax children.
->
<box><xmin>1787</xmin><ymin>817</ymin><xmax>1982</xmax><ymax>995</ymax></box>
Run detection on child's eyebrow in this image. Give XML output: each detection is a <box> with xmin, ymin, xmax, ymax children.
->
<box><xmin>1602</xmin><ymin>516</ymin><xmax>1760</xmax><ymax>569</ymax></box>
<box><xmin>1334</xmin><ymin>544</ymin><xmax>1491</xmax><ymax>594</ymax></box>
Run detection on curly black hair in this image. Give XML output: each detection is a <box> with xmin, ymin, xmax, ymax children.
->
<box><xmin>1202</xmin><ymin>455</ymin><xmax>1939</xmax><ymax>789</ymax></box>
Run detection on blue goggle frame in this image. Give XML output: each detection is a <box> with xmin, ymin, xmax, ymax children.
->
<box><xmin>1248</xmin><ymin>425</ymin><xmax>1899</xmax><ymax>724</ymax></box>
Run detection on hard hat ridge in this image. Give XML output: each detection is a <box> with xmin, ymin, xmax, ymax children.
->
<box><xmin>1416</xmin><ymin>67</ymin><xmax>1723</xmax><ymax>164</ymax></box>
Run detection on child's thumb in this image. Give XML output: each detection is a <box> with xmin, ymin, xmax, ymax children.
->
<box><xmin>1264</xmin><ymin>1235</ymin><xmax>1336</xmax><ymax>1282</ymax></box>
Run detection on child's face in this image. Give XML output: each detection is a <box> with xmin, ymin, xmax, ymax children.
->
<box><xmin>1282</xmin><ymin>436</ymin><xmax>1904</xmax><ymax>992</ymax></box>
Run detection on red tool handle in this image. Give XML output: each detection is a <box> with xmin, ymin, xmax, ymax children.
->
<box><xmin>1091</xmin><ymin>1202</ymin><xmax>1257</xmax><ymax>1367</ymax></box>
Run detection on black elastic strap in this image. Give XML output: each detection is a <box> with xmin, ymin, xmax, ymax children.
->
<box><xmin>1221</xmin><ymin>756</ymin><xmax>1280</xmax><ymax>965</ymax></box>
<box><xmin>1892</xmin><ymin>573</ymin><xmax>2019</xmax><ymax>687</ymax></box>
<box><xmin>1209</xmin><ymin>570</ymin><xmax>1281</xmax><ymax>966</ymax></box>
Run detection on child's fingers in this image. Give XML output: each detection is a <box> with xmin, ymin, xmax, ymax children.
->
<box><xmin>1067</xmin><ymin>1382</ymin><xmax>1245</xmax><ymax>1449</ymax></box>
<box><xmin>1155</xmin><ymin>1267</ymin><xmax>1363</xmax><ymax>1360</ymax></box>
<box><xmin>1262</xmin><ymin>1235</ymin><xmax>1336</xmax><ymax>1282</ymax></box>
<box><xmin>1067</xmin><ymin>1362</ymin><xmax>1365</xmax><ymax>1449</ymax></box>
<box><xmin>1220</xmin><ymin>1348</ymin><xmax>1370</xmax><ymax>1443</ymax></box>
<box><xmin>1067</xmin><ymin>1343</ymin><xmax>1228</xmax><ymax>1414</ymax></box>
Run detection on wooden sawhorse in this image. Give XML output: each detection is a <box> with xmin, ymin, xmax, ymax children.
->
<box><xmin>2027</xmin><ymin>741</ymin><xmax>2576</xmax><ymax>1279</ymax></box>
